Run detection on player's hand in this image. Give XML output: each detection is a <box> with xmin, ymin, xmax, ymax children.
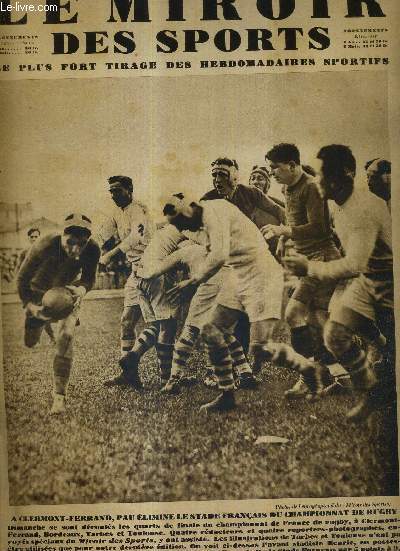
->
<box><xmin>276</xmin><ymin>235</ymin><xmax>286</xmax><ymax>260</ymax></box>
<box><xmin>166</xmin><ymin>279</ymin><xmax>196</xmax><ymax>305</ymax></box>
<box><xmin>100</xmin><ymin>251</ymin><xmax>113</xmax><ymax>266</ymax></box>
<box><xmin>25</xmin><ymin>302</ymin><xmax>51</xmax><ymax>321</ymax></box>
<box><xmin>261</xmin><ymin>224</ymin><xmax>291</xmax><ymax>239</ymax></box>
<box><xmin>65</xmin><ymin>285</ymin><xmax>86</xmax><ymax>306</ymax></box>
<box><xmin>282</xmin><ymin>253</ymin><xmax>309</xmax><ymax>276</ymax></box>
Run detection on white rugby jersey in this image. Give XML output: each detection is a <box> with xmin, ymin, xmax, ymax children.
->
<box><xmin>194</xmin><ymin>200</ymin><xmax>273</xmax><ymax>281</ymax></box>
<box><xmin>99</xmin><ymin>201</ymin><xmax>155</xmax><ymax>264</ymax></box>
<box><xmin>309</xmin><ymin>186</ymin><xmax>392</xmax><ymax>280</ymax></box>
<box><xmin>139</xmin><ymin>224</ymin><xmax>186</xmax><ymax>278</ymax></box>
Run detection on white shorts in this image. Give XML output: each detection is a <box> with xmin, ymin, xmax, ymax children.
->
<box><xmin>218</xmin><ymin>258</ymin><xmax>283</xmax><ymax>323</ymax></box>
<box><xmin>137</xmin><ymin>274</ymin><xmax>179</xmax><ymax>323</ymax></box>
<box><xmin>123</xmin><ymin>268</ymin><xmax>140</xmax><ymax>307</ymax></box>
<box><xmin>329</xmin><ymin>274</ymin><xmax>394</xmax><ymax>323</ymax></box>
<box><xmin>185</xmin><ymin>268</ymin><xmax>237</xmax><ymax>329</ymax></box>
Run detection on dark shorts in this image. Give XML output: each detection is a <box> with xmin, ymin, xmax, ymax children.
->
<box><xmin>291</xmin><ymin>245</ymin><xmax>341</xmax><ymax>311</ymax></box>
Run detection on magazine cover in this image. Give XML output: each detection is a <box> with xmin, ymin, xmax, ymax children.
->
<box><xmin>1</xmin><ymin>1</ymin><xmax>399</xmax><ymax>549</ymax></box>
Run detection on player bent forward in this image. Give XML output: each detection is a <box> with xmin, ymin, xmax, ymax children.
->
<box><xmin>284</xmin><ymin>145</ymin><xmax>394</xmax><ymax>421</ymax></box>
<box><xmin>141</xmin><ymin>239</ymin><xmax>258</xmax><ymax>394</ymax></box>
<box><xmin>163</xmin><ymin>195</ymin><xmax>321</xmax><ymax>412</ymax></box>
<box><xmin>17</xmin><ymin>214</ymin><xmax>100</xmax><ymax>415</ymax></box>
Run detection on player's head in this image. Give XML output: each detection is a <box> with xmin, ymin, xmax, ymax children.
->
<box><xmin>62</xmin><ymin>213</ymin><xmax>92</xmax><ymax>259</ymax></box>
<box><xmin>162</xmin><ymin>193</ymin><xmax>202</xmax><ymax>232</ymax></box>
<box><xmin>211</xmin><ymin>157</ymin><xmax>239</xmax><ymax>198</ymax></box>
<box><xmin>27</xmin><ymin>227</ymin><xmax>40</xmax><ymax>243</ymax></box>
<box><xmin>365</xmin><ymin>158</ymin><xmax>391</xmax><ymax>202</ymax></box>
<box><xmin>316</xmin><ymin>144</ymin><xmax>356</xmax><ymax>202</ymax></box>
<box><xmin>108</xmin><ymin>175</ymin><xmax>133</xmax><ymax>208</ymax></box>
<box><xmin>249</xmin><ymin>165</ymin><xmax>271</xmax><ymax>194</ymax></box>
<box><xmin>265</xmin><ymin>143</ymin><xmax>301</xmax><ymax>187</ymax></box>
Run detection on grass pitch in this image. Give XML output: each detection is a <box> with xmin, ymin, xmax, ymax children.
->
<box><xmin>2</xmin><ymin>299</ymin><xmax>398</xmax><ymax>505</ymax></box>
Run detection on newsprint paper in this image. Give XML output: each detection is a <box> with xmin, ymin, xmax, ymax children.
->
<box><xmin>0</xmin><ymin>1</ymin><xmax>400</xmax><ymax>550</ymax></box>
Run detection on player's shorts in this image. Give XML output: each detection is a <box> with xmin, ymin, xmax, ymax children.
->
<box><xmin>137</xmin><ymin>274</ymin><xmax>179</xmax><ymax>323</ymax></box>
<box><xmin>291</xmin><ymin>245</ymin><xmax>341</xmax><ymax>310</ymax></box>
<box><xmin>329</xmin><ymin>273</ymin><xmax>394</xmax><ymax>323</ymax></box>
<box><xmin>123</xmin><ymin>266</ymin><xmax>141</xmax><ymax>307</ymax></box>
<box><xmin>218</xmin><ymin>257</ymin><xmax>283</xmax><ymax>323</ymax></box>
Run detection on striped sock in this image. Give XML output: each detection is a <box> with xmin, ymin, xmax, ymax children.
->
<box><xmin>208</xmin><ymin>344</ymin><xmax>235</xmax><ymax>391</ymax></box>
<box><xmin>170</xmin><ymin>325</ymin><xmax>199</xmax><ymax>380</ymax></box>
<box><xmin>156</xmin><ymin>342</ymin><xmax>174</xmax><ymax>383</ymax></box>
<box><xmin>132</xmin><ymin>323</ymin><xmax>159</xmax><ymax>357</ymax></box>
<box><xmin>338</xmin><ymin>342</ymin><xmax>376</xmax><ymax>390</ymax></box>
<box><xmin>225</xmin><ymin>334</ymin><xmax>252</xmax><ymax>376</ymax></box>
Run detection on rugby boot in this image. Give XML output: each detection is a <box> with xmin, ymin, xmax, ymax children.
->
<box><xmin>199</xmin><ymin>390</ymin><xmax>236</xmax><ymax>413</ymax></box>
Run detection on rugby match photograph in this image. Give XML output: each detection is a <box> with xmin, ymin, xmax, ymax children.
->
<box><xmin>0</xmin><ymin>69</ymin><xmax>398</xmax><ymax>505</ymax></box>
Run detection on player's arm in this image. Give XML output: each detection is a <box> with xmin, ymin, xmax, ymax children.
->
<box><xmin>140</xmin><ymin>248</ymin><xmax>184</xmax><ymax>279</ymax></box>
<box><xmin>74</xmin><ymin>242</ymin><xmax>101</xmax><ymax>296</ymax></box>
<box><xmin>308</xmin><ymin>222</ymin><xmax>377</xmax><ymax>280</ymax></box>
<box><xmin>255</xmin><ymin>189</ymin><xmax>286</xmax><ymax>224</ymax></box>
<box><xmin>17</xmin><ymin>240</ymin><xmax>48</xmax><ymax>306</ymax></box>
<box><xmin>190</xmin><ymin>208</ymin><xmax>229</xmax><ymax>285</ymax></box>
<box><xmin>98</xmin><ymin>217</ymin><xmax>120</xmax><ymax>265</ymax></box>
<box><xmin>115</xmin><ymin>206</ymin><xmax>153</xmax><ymax>258</ymax></box>
<box><xmin>290</xmin><ymin>183</ymin><xmax>329</xmax><ymax>241</ymax></box>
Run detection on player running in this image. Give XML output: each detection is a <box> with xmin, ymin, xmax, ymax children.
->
<box><xmin>106</xmin><ymin>223</ymin><xmax>187</xmax><ymax>389</ymax></box>
<box><xmin>99</xmin><ymin>176</ymin><xmax>155</xmax><ymax>383</ymax></box>
<box><xmin>284</xmin><ymin>144</ymin><xmax>394</xmax><ymax>421</ymax></box>
<box><xmin>264</xmin><ymin>143</ymin><xmax>346</xmax><ymax>398</ymax></box>
<box><xmin>17</xmin><ymin>214</ymin><xmax>100</xmax><ymax>415</ymax></box>
<box><xmin>137</xmin><ymin>234</ymin><xmax>257</xmax><ymax>394</ymax></box>
<box><xmin>161</xmin><ymin>195</ymin><xmax>321</xmax><ymax>412</ymax></box>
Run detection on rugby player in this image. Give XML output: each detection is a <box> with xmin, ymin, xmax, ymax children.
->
<box><xmin>365</xmin><ymin>158</ymin><xmax>391</xmax><ymax>212</ymax></box>
<box><xmin>99</xmin><ymin>176</ymin><xmax>156</xmax><ymax>382</ymax></box>
<box><xmin>138</xmin><ymin>236</ymin><xmax>257</xmax><ymax>394</ymax></box>
<box><xmin>108</xmin><ymin>223</ymin><xmax>187</xmax><ymax>388</ymax></box>
<box><xmin>17</xmin><ymin>214</ymin><xmax>100</xmax><ymax>415</ymax></box>
<box><xmin>19</xmin><ymin>227</ymin><xmax>56</xmax><ymax>345</ymax></box>
<box><xmin>162</xmin><ymin>195</ymin><xmax>320</xmax><ymax>412</ymax></box>
<box><xmin>284</xmin><ymin>145</ymin><xmax>394</xmax><ymax>421</ymax></box>
<box><xmin>264</xmin><ymin>143</ymin><xmax>345</xmax><ymax>398</ymax></box>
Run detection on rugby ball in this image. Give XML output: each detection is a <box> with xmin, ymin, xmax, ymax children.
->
<box><xmin>41</xmin><ymin>287</ymin><xmax>75</xmax><ymax>320</ymax></box>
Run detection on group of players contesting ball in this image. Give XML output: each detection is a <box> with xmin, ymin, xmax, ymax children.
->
<box><xmin>17</xmin><ymin>143</ymin><xmax>395</xmax><ymax>425</ymax></box>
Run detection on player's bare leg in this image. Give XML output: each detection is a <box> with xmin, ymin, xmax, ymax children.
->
<box><xmin>50</xmin><ymin>308</ymin><xmax>79</xmax><ymax>415</ymax></box>
<box><xmin>120</xmin><ymin>304</ymin><xmax>142</xmax><ymax>358</ymax></box>
<box><xmin>284</xmin><ymin>297</ymin><xmax>318</xmax><ymax>398</ymax></box>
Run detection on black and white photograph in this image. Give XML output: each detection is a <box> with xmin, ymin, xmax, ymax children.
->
<box><xmin>0</xmin><ymin>68</ymin><xmax>397</xmax><ymax>507</ymax></box>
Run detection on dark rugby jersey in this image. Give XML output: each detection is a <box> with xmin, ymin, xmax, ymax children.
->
<box><xmin>285</xmin><ymin>172</ymin><xmax>334</xmax><ymax>256</ymax></box>
<box><xmin>17</xmin><ymin>233</ymin><xmax>100</xmax><ymax>305</ymax></box>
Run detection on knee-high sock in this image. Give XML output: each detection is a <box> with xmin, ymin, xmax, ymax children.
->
<box><xmin>156</xmin><ymin>342</ymin><xmax>174</xmax><ymax>382</ymax></box>
<box><xmin>290</xmin><ymin>325</ymin><xmax>315</xmax><ymax>358</ymax></box>
<box><xmin>208</xmin><ymin>343</ymin><xmax>235</xmax><ymax>391</ymax></box>
<box><xmin>132</xmin><ymin>323</ymin><xmax>159</xmax><ymax>357</ymax></box>
<box><xmin>53</xmin><ymin>355</ymin><xmax>72</xmax><ymax>396</ymax></box>
<box><xmin>170</xmin><ymin>325</ymin><xmax>199</xmax><ymax>380</ymax></box>
<box><xmin>225</xmin><ymin>334</ymin><xmax>252</xmax><ymax>375</ymax></box>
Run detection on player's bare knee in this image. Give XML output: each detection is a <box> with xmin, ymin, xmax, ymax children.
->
<box><xmin>285</xmin><ymin>300</ymin><xmax>306</xmax><ymax>327</ymax></box>
<box><xmin>159</xmin><ymin>319</ymin><xmax>177</xmax><ymax>343</ymax></box>
<box><xmin>56</xmin><ymin>330</ymin><xmax>73</xmax><ymax>356</ymax></box>
<box><xmin>202</xmin><ymin>323</ymin><xmax>223</xmax><ymax>347</ymax></box>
